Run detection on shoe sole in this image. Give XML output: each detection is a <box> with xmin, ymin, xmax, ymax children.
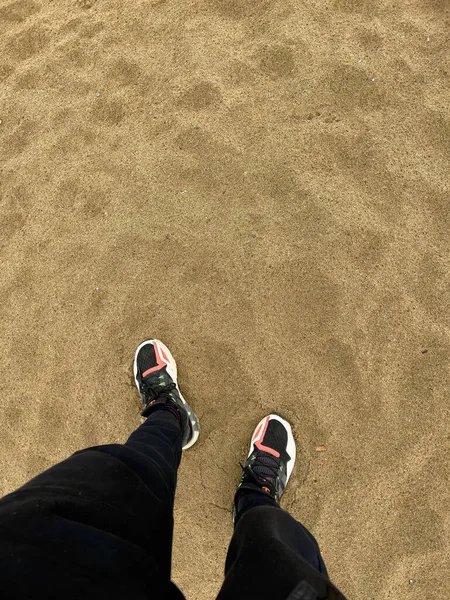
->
<box><xmin>248</xmin><ymin>414</ymin><xmax>296</xmax><ymax>484</ymax></box>
<box><xmin>133</xmin><ymin>339</ymin><xmax>200</xmax><ymax>450</ymax></box>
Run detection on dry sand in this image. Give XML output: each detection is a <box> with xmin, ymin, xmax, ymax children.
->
<box><xmin>1</xmin><ymin>0</ymin><xmax>449</xmax><ymax>598</ymax></box>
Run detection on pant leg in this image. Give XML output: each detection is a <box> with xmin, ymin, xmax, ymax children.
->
<box><xmin>0</xmin><ymin>409</ymin><xmax>185</xmax><ymax>600</ymax></box>
<box><xmin>217</xmin><ymin>496</ymin><xmax>346</xmax><ymax>600</ymax></box>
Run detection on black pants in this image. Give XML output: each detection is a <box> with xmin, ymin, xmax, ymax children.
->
<box><xmin>0</xmin><ymin>410</ymin><xmax>345</xmax><ymax>600</ymax></box>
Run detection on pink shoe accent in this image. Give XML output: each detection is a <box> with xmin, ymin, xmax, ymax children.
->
<box><xmin>142</xmin><ymin>342</ymin><xmax>169</xmax><ymax>377</ymax></box>
<box><xmin>252</xmin><ymin>417</ymin><xmax>281</xmax><ymax>458</ymax></box>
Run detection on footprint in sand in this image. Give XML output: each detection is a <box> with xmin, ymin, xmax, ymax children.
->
<box><xmin>77</xmin><ymin>0</ymin><xmax>97</xmax><ymax>9</ymax></box>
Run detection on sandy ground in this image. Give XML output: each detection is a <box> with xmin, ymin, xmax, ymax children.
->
<box><xmin>1</xmin><ymin>0</ymin><xmax>449</xmax><ymax>598</ymax></box>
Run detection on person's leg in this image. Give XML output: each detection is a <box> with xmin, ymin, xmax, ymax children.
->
<box><xmin>0</xmin><ymin>339</ymin><xmax>199</xmax><ymax>600</ymax></box>
<box><xmin>0</xmin><ymin>409</ymin><xmax>184</xmax><ymax>600</ymax></box>
<box><xmin>233</xmin><ymin>492</ymin><xmax>328</xmax><ymax>575</ymax></box>
<box><xmin>217</xmin><ymin>415</ymin><xmax>346</xmax><ymax>600</ymax></box>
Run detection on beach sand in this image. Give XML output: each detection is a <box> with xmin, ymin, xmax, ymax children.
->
<box><xmin>0</xmin><ymin>0</ymin><xmax>449</xmax><ymax>598</ymax></box>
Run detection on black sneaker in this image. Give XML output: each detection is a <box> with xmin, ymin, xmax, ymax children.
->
<box><xmin>234</xmin><ymin>414</ymin><xmax>296</xmax><ymax>519</ymax></box>
<box><xmin>133</xmin><ymin>339</ymin><xmax>200</xmax><ymax>450</ymax></box>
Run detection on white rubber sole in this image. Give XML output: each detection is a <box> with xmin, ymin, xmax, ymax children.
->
<box><xmin>248</xmin><ymin>414</ymin><xmax>296</xmax><ymax>484</ymax></box>
<box><xmin>133</xmin><ymin>339</ymin><xmax>200</xmax><ymax>450</ymax></box>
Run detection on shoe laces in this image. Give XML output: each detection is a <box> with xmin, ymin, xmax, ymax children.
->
<box><xmin>240</xmin><ymin>453</ymin><xmax>280</xmax><ymax>496</ymax></box>
<box><xmin>140</xmin><ymin>376</ymin><xmax>176</xmax><ymax>405</ymax></box>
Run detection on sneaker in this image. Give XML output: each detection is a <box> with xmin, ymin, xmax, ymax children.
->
<box><xmin>133</xmin><ymin>339</ymin><xmax>200</xmax><ymax>450</ymax></box>
<box><xmin>234</xmin><ymin>414</ymin><xmax>296</xmax><ymax>518</ymax></box>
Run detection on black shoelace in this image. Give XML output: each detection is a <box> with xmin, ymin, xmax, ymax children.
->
<box><xmin>240</xmin><ymin>453</ymin><xmax>280</xmax><ymax>495</ymax></box>
<box><xmin>140</xmin><ymin>378</ymin><xmax>176</xmax><ymax>405</ymax></box>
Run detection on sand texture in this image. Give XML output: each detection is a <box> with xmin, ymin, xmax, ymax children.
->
<box><xmin>1</xmin><ymin>0</ymin><xmax>449</xmax><ymax>598</ymax></box>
